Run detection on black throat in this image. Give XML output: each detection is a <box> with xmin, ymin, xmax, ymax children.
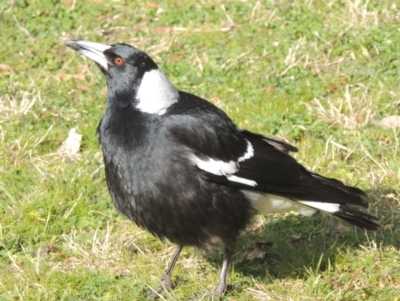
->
<box><xmin>97</xmin><ymin>103</ymin><xmax>161</xmax><ymax>154</ymax></box>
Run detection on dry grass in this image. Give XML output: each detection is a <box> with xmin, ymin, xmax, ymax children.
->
<box><xmin>307</xmin><ymin>84</ymin><xmax>376</xmax><ymax>129</ymax></box>
<box><xmin>0</xmin><ymin>89</ymin><xmax>43</xmax><ymax>123</ymax></box>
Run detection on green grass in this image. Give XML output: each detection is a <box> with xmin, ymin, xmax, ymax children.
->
<box><xmin>1</xmin><ymin>0</ymin><xmax>399</xmax><ymax>300</ymax></box>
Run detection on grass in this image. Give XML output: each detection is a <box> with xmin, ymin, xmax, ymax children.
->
<box><xmin>1</xmin><ymin>0</ymin><xmax>399</xmax><ymax>300</ymax></box>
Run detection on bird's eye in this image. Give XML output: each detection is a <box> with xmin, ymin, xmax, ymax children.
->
<box><xmin>114</xmin><ymin>57</ymin><xmax>125</xmax><ymax>66</ymax></box>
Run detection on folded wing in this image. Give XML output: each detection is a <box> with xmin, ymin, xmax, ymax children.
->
<box><xmin>165</xmin><ymin>92</ymin><xmax>379</xmax><ymax>230</ymax></box>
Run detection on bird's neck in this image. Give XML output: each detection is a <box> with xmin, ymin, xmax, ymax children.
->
<box><xmin>97</xmin><ymin>103</ymin><xmax>160</xmax><ymax>153</ymax></box>
<box><xmin>106</xmin><ymin>85</ymin><xmax>136</xmax><ymax>109</ymax></box>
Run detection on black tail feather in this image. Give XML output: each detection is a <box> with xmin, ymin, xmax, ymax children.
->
<box><xmin>310</xmin><ymin>171</ymin><xmax>367</xmax><ymax>197</ymax></box>
<box><xmin>333</xmin><ymin>205</ymin><xmax>380</xmax><ymax>230</ymax></box>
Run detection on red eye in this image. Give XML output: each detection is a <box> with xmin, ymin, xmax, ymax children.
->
<box><xmin>114</xmin><ymin>57</ymin><xmax>125</xmax><ymax>66</ymax></box>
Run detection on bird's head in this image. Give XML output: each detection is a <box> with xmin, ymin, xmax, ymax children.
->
<box><xmin>65</xmin><ymin>40</ymin><xmax>178</xmax><ymax>114</ymax></box>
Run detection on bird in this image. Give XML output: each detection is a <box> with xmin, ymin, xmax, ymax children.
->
<box><xmin>65</xmin><ymin>40</ymin><xmax>380</xmax><ymax>298</ymax></box>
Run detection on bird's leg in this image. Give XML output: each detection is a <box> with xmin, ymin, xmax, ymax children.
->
<box><xmin>147</xmin><ymin>245</ymin><xmax>183</xmax><ymax>297</ymax></box>
<box><xmin>210</xmin><ymin>247</ymin><xmax>233</xmax><ymax>297</ymax></box>
<box><xmin>158</xmin><ymin>245</ymin><xmax>183</xmax><ymax>291</ymax></box>
<box><xmin>191</xmin><ymin>247</ymin><xmax>233</xmax><ymax>300</ymax></box>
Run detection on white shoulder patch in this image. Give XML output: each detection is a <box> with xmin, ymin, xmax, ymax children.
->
<box><xmin>188</xmin><ymin>140</ymin><xmax>253</xmax><ymax>177</ymax></box>
<box><xmin>135</xmin><ymin>69</ymin><xmax>179</xmax><ymax>115</ymax></box>
<box><xmin>238</xmin><ymin>140</ymin><xmax>254</xmax><ymax>162</ymax></box>
<box><xmin>189</xmin><ymin>147</ymin><xmax>257</xmax><ymax>187</ymax></box>
<box><xmin>227</xmin><ymin>175</ymin><xmax>257</xmax><ymax>186</ymax></box>
<box><xmin>189</xmin><ymin>154</ymin><xmax>238</xmax><ymax>176</ymax></box>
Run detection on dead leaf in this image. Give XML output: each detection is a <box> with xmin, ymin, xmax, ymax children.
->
<box><xmin>156</xmin><ymin>27</ymin><xmax>174</xmax><ymax>34</ymax></box>
<box><xmin>372</xmin><ymin>116</ymin><xmax>400</xmax><ymax>128</ymax></box>
<box><xmin>383</xmin><ymin>224</ymin><xmax>394</xmax><ymax>230</ymax></box>
<box><xmin>146</xmin><ymin>3</ymin><xmax>158</xmax><ymax>8</ymax></box>
<box><xmin>343</xmin><ymin>266</ymin><xmax>364</xmax><ymax>291</ymax></box>
<box><xmin>78</xmin><ymin>83</ymin><xmax>92</xmax><ymax>93</ymax></box>
<box><xmin>58</xmin><ymin>128</ymin><xmax>82</xmax><ymax>160</ymax></box>
<box><xmin>334</xmin><ymin>222</ymin><xmax>351</xmax><ymax>232</ymax></box>
<box><xmin>54</xmin><ymin>72</ymin><xmax>66</xmax><ymax>79</ymax></box>
<box><xmin>42</xmin><ymin>242</ymin><xmax>57</xmax><ymax>255</ymax></box>
<box><xmin>0</xmin><ymin>64</ymin><xmax>13</xmax><ymax>74</ymax></box>
<box><xmin>291</xmin><ymin>233</ymin><xmax>302</xmax><ymax>240</ymax></box>
<box><xmin>255</xmin><ymin>241</ymin><xmax>273</xmax><ymax>249</ymax></box>
<box><xmin>244</xmin><ymin>247</ymin><xmax>266</xmax><ymax>261</ymax></box>
<box><xmin>61</xmin><ymin>0</ymin><xmax>73</xmax><ymax>5</ymax></box>
<box><xmin>210</xmin><ymin>96</ymin><xmax>220</xmax><ymax>104</ymax></box>
<box><xmin>290</xmin><ymin>233</ymin><xmax>308</xmax><ymax>246</ymax></box>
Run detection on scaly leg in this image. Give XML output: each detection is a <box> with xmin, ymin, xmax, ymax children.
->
<box><xmin>210</xmin><ymin>247</ymin><xmax>232</xmax><ymax>297</ymax></box>
<box><xmin>146</xmin><ymin>246</ymin><xmax>183</xmax><ymax>298</ymax></box>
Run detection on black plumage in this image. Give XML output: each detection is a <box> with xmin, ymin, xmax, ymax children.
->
<box><xmin>65</xmin><ymin>40</ymin><xmax>380</xmax><ymax>298</ymax></box>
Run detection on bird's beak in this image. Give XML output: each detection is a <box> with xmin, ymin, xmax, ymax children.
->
<box><xmin>65</xmin><ymin>40</ymin><xmax>111</xmax><ymax>71</ymax></box>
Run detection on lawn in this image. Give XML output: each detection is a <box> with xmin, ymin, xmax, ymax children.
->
<box><xmin>1</xmin><ymin>0</ymin><xmax>399</xmax><ymax>300</ymax></box>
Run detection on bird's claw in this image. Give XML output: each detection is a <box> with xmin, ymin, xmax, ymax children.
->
<box><xmin>144</xmin><ymin>275</ymin><xmax>174</xmax><ymax>299</ymax></box>
<box><xmin>191</xmin><ymin>283</ymin><xmax>240</xmax><ymax>300</ymax></box>
<box><xmin>190</xmin><ymin>287</ymin><xmax>226</xmax><ymax>300</ymax></box>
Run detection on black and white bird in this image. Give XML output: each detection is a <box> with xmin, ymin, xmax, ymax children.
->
<box><xmin>65</xmin><ymin>40</ymin><xmax>380</xmax><ymax>297</ymax></box>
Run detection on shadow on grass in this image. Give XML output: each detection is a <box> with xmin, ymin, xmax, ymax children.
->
<box><xmin>202</xmin><ymin>187</ymin><xmax>399</xmax><ymax>293</ymax></box>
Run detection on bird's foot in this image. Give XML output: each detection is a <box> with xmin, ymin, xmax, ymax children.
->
<box><xmin>145</xmin><ymin>275</ymin><xmax>174</xmax><ymax>299</ymax></box>
<box><xmin>144</xmin><ymin>246</ymin><xmax>183</xmax><ymax>299</ymax></box>
<box><xmin>191</xmin><ymin>290</ymin><xmax>224</xmax><ymax>300</ymax></box>
<box><xmin>191</xmin><ymin>285</ymin><xmax>227</xmax><ymax>300</ymax></box>
<box><xmin>209</xmin><ymin>285</ymin><xmax>226</xmax><ymax>298</ymax></box>
<box><xmin>192</xmin><ymin>284</ymin><xmax>240</xmax><ymax>300</ymax></box>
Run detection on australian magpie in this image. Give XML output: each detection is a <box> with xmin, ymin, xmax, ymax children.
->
<box><xmin>65</xmin><ymin>40</ymin><xmax>380</xmax><ymax>298</ymax></box>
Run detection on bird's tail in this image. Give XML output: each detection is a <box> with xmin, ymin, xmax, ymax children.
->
<box><xmin>298</xmin><ymin>200</ymin><xmax>380</xmax><ymax>230</ymax></box>
<box><xmin>298</xmin><ymin>172</ymin><xmax>380</xmax><ymax>230</ymax></box>
<box><xmin>333</xmin><ymin>205</ymin><xmax>380</xmax><ymax>230</ymax></box>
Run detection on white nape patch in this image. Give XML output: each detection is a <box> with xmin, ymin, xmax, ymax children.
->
<box><xmin>238</xmin><ymin>140</ymin><xmax>254</xmax><ymax>162</ymax></box>
<box><xmin>136</xmin><ymin>69</ymin><xmax>179</xmax><ymax>115</ymax></box>
<box><xmin>244</xmin><ymin>192</ymin><xmax>318</xmax><ymax>216</ymax></box>
<box><xmin>298</xmin><ymin>201</ymin><xmax>340</xmax><ymax>213</ymax></box>
<box><xmin>190</xmin><ymin>154</ymin><xmax>238</xmax><ymax>176</ymax></box>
